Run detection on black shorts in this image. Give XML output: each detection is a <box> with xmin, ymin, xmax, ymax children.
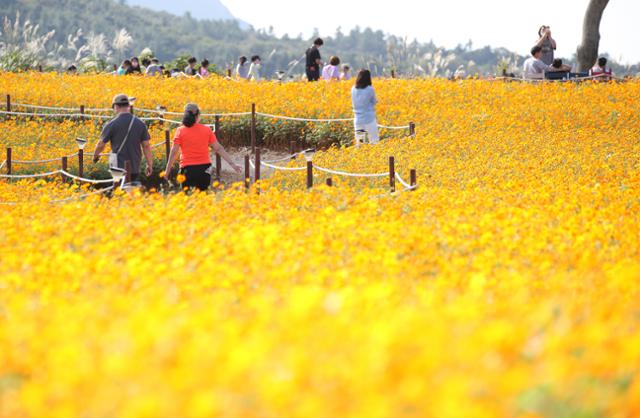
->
<box><xmin>180</xmin><ymin>164</ymin><xmax>211</xmax><ymax>191</ymax></box>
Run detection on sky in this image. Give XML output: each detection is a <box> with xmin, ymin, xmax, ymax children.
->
<box><xmin>225</xmin><ymin>0</ymin><xmax>640</xmax><ymax>64</ymax></box>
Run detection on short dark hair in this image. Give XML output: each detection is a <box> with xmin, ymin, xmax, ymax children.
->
<box><xmin>151</xmin><ymin>58</ymin><xmax>159</xmax><ymax>64</ymax></box>
<box><xmin>239</xmin><ymin>56</ymin><xmax>247</xmax><ymax>64</ymax></box>
<box><xmin>131</xmin><ymin>56</ymin><xmax>139</xmax><ymax>63</ymax></box>
<box><xmin>313</xmin><ymin>37</ymin><xmax>324</xmax><ymax>46</ymax></box>
<box><xmin>122</xmin><ymin>60</ymin><xmax>132</xmax><ymax>67</ymax></box>
<box><xmin>251</xmin><ymin>55</ymin><xmax>260</xmax><ymax>62</ymax></box>
<box><xmin>355</xmin><ymin>69</ymin><xmax>372</xmax><ymax>89</ymax></box>
<box><xmin>188</xmin><ymin>57</ymin><xmax>197</xmax><ymax>64</ymax></box>
<box><xmin>329</xmin><ymin>56</ymin><xmax>340</xmax><ymax>66</ymax></box>
<box><xmin>552</xmin><ymin>59</ymin><xmax>563</xmax><ymax>69</ymax></box>
<box><xmin>201</xmin><ymin>59</ymin><xmax>209</xmax><ymax>68</ymax></box>
<box><xmin>531</xmin><ymin>46</ymin><xmax>542</xmax><ymax>56</ymax></box>
<box><xmin>598</xmin><ymin>57</ymin><xmax>608</xmax><ymax>67</ymax></box>
<box><xmin>342</xmin><ymin>65</ymin><xmax>350</xmax><ymax>71</ymax></box>
<box><xmin>141</xmin><ymin>58</ymin><xmax>150</xmax><ymax>67</ymax></box>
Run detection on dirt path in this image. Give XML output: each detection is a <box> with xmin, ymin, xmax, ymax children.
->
<box><xmin>216</xmin><ymin>147</ymin><xmax>292</xmax><ymax>184</ymax></box>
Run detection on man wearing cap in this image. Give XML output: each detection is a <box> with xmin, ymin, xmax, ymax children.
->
<box><xmin>92</xmin><ymin>94</ymin><xmax>154</xmax><ymax>181</ymax></box>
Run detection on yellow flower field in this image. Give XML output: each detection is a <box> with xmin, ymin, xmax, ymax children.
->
<box><xmin>0</xmin><ymin>74</ymin><xmax>639</xmax><ymax>417</ymax></box>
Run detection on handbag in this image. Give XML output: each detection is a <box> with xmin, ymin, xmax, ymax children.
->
<box><xmin>109</xmin><ymin>114</ymin><xmax>136</xmax><ymax>168</ymax></box>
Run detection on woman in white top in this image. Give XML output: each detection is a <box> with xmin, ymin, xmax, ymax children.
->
<box><xmin>248</xmin><ymin>55</ymin><xmax>261</xmax><ymax>81</ymax></box>
<box><xmin>351</xmin><ymin>69</ymin><xmax>379</xmax><ymax>144</ymax></box>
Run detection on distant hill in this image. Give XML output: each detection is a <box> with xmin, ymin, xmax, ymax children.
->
<box><xmin>1</xmin><ymin>0</ymin><xmax>637</xmax><ymax>76</ymax></box>
<box><xmin>124</xmin><ymin>0</ymin><xmax>249</xmax><ymax>27</ymax></box>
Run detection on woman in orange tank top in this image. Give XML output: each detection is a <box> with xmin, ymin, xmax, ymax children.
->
<box><xmin>164</xmin><ymin>103</ymin><xmax>241</xmax><ymax>190</ymax></box>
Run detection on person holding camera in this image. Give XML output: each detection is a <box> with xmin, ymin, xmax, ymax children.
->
<box><xmin>535</xmin><ymin>25</ymin><xmax>557</xmax><ymax>66</ymax></box>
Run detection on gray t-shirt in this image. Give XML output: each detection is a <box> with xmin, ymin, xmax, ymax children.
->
<box><xmin>100</xmin><ymin>113</ymin><xmax>150</xmax><ymax>174</ymax></box>
<box><xmin>236</xmin><ymin>63</ymin><xmax>249</xmax><ymax>79</ymax></box>
<box><xmin>145</xmin><ymin>64</ymin><xmax>162</xmax><ymax>76</ymax></box>
<box><xmin>539</xmin><ymin>37</ymin><xmax>555</xmax><ymax>66</ymax></box>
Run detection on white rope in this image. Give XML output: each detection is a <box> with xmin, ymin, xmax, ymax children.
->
<box><xmin>136</xmin><ymin>108</ymin><xmax>252</xmax><ymax>118</ymax></box>
<box><xmin>0</xmin><ymin>170</ymin><xmax>61</xmax><ymax>179</ymax></box>
<box><xmin>0</xmin><ymin>185</ymin><xmax>115</xmax><ymax>205</ymax></box>
<box><xmin>9</xmin><ymin>141</ymin><xmax>165</xmax><ymax>164</ymax></box>
<box><xmin>378</xmin><ymin>124</ymin><xmax>410</xmax><ymax>130</ymax></box>
<box><xmin>314</xmin><ymin>165</ymin><xmax>389</xmax><ymax>178</ymax></box>
<box><xmin>493</xmin><ymin>74</ymin><xmax>626</xmax><ymax>83</ymax></box>
<box><xmin>13</xmin><ymin>103</ymin><xmax>80</xmax><ymax>111</ymax></box>
<box><xmin>60</xmin><ymin>171</ymin><xmax>116</xmax><ymax>184</ymax></box>
<box><xmin>13</xmin><ymin>153</ymin><xmax>79</xmax><ymax>164</ymax></box>
<box><xmin>0</xmin><ymin>160</ymin><xmax>5</xmax><ymax>170</ymax></box>
<box><xmin>256</xmin><ymin>112</ymin><xmax>353</xmax><ymax>123</ymax></box>
<box><xmin>4</xmin><ymin>104</ymin><xmax>411</xmax><ymax>128</ymax></box>
<box><xmin>395</xmin><ymin>172</ymin><xmax>417</xmax><ymax>190</ymax></box>
<box><xmin>0</xmin><ymin>110</ymin><xmax>111</xmax><ymax>119</ymax></box>
<box><xmin>259</xmin><ymin>161</ymin><xmax>306</xmax><ymax>171</ymax></box>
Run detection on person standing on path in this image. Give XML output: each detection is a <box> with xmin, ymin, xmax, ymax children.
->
<box><xmin>305</xmin><ymin>38</ymin><xmax>324</xmax><ymax>82</ymax></box>
<box><xmin>164</xmin><ymin>103</ymin><xmax>241</xmax><ymax>191</ymax></box>
<box><xmin>92</xmin><ymin>94</ymin><xmax>154</xmax><ymax>183</ymax></box>
<box><xmin>534</xmin><ymin>25</ymin><xmax>556</xmax><ymax>66</ymax></box>
<box><xmin>351</xmin><ymin>69</ymin><xmax>379</xmax><ymax>144</ymax></box>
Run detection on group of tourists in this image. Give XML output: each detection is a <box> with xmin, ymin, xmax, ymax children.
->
<box><xmin>93</xmin><ymin>64</ymin><xmax>380</xmax><ymax>191</ymax></box>
<box><xmin>522</xmin><ymin>25</ymin><xmax>614</xmax><ymax>80</ymax></box>
<box><xmin>304</xmin><ymin>38</ymin><xmax>352</xmax><ymax>82</ymax></box>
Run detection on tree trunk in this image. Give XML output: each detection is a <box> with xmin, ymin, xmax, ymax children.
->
<box><xmin>577</xmin><ymin>0</ymin><xmax>610</xmax><ymax>72</ymax></box>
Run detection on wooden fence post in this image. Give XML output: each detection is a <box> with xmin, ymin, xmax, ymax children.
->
<box><xmin>80</xmin><ymin>105</ymin><xmax>85</xmax><ymax>118</ymax></box>
<box><xmin>214</xmin><ymin>115</ymin><xmax>220</xmax><ymax>136</ymax></box>
<box><xmin>306</xmin><ymin>161</ymin><xmax>313</xmax><ymax>189</ymax></box>
<box><xmin>391</xmin><ymin>69</ymin><xmax>396</xmax><ymax>79</ymax></box>
<box><xmin>61</xmin><ymin>156</ymin><xmax>68</xmax><ymax>183</ymax></box>
<box><xmin>215</xmin><ymin>153</ymin><xmax>221</xmax><ymax>181</ymax></box>
<box><xmin>290</xmin><ymin>140</ymin><xmax>296</xmax><ymax>160</ymax></box>
<box><xmin>124</xmin><ymin>160</ymin><xmax>132</xmax><ymax>184</ymax></box>
<box><xmin>326</xmin><ymin>178</ymin><xmax>333</xmax><ymax>187</ymax></box>
<box><xmin>410</xmin><ymin>169</ymin><xmax>417</xmax><ymax>190</ymax></box>
<box><xmin>255</xmin><ymin>148</ymin><xmax>261</xmax><ymax>185</ymax></box>
<box><xmin>244</xmin><ymin>154</ymin><xmax>250</xmax><ymax>191</ymax></box>
<box><xmin>251</xmin><ymin>103</ymin><xmax>256</xmax><ymax>154</ymax></box>
<box><xmin>389</xmin><ymin>156</ymin><xmax>396</xmax><ymax>193</ymax></box>
<box><xmin>78</xmin><ymin>150</ymin><xmax>84</xmax><ymax>178</ymax></box>
<box><xmin>409</xmin><ymin>122</ymin><xmax>416</xmax><ymax>136</ymax></box>
<box><xmin>6</xmin><ymin>147</ymin><xmax>11</xmax><ymax>175</ymax></box>
<box><xmin>227</xmin><ymin>68</ymin><xmax>232</xmax><ymax>78</ymax></box>
<box><xmin>6</xmin><ymin>95</ymin><xmax>10</xmax><ymax>113</ymax></box>
<box><xmin>164</xmin><ymin>130</ymin><xmax>171</xmax><ymax>163</ymax></box>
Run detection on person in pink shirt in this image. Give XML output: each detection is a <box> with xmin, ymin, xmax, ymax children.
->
<box><xmin>340</xmin><ymin>64</ymin><xmax>352</xmax><ymax>81</ymax></box>
<box><xmin>199</xmin><ymin>59</ymin><xmax>210</xmax><ymax>78</ymax></box>
<box><xmin>590</xmin><ymin>57</ymin><xmax>613</xmax><ymax>80</ymax></box>
<box><xmin>322</xmin><ymin>56</ymin><xmax>341</xmax><ymax>81</ymax></box>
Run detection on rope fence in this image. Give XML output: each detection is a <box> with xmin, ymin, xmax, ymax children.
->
<box><xmin>247</xmin><ymin>150</ymin><xmax>418</xmax><ymax>193</ymax></box>
<box><xmin>492</xmin><ymin>73</ymin><xmax>627</xmax><ymax>83</ymax></box>
<box><xmin>2</xmin><ymin>96</ymin><xmax>414</xmax><ymax>132</ymax></box>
